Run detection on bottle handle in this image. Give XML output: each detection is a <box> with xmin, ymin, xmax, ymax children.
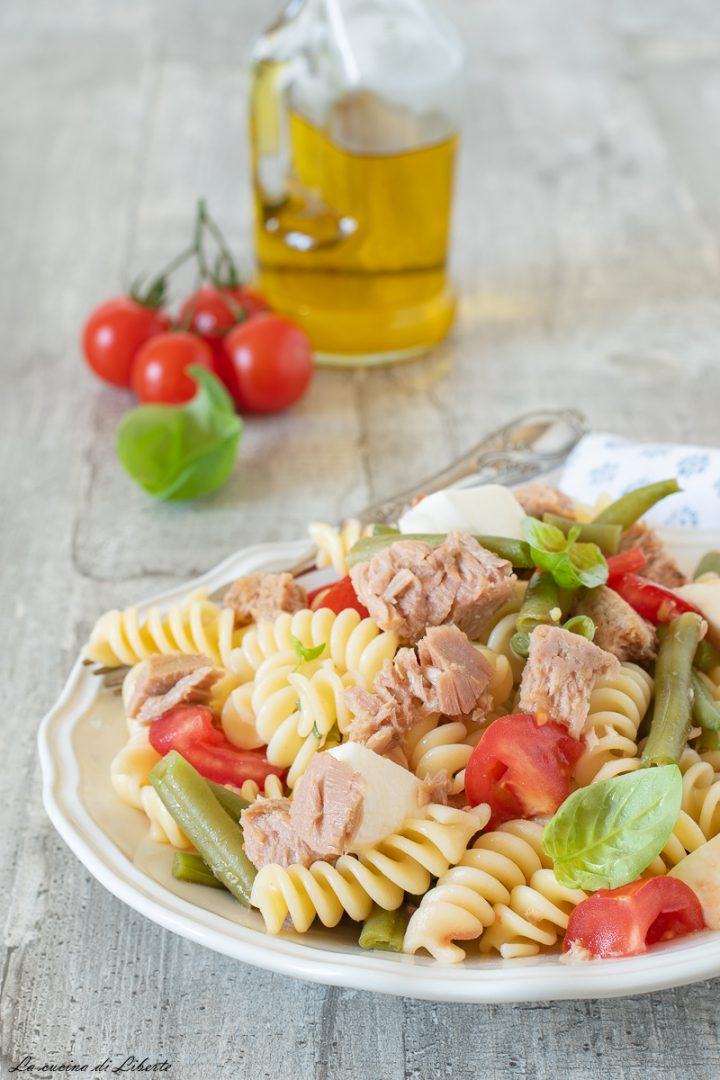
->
<box><xmin>250</xmin><ymin>58</ymin><xmax>355</xmax><ymax>254</ymax></box>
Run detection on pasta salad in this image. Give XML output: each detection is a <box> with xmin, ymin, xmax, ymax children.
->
<box><xmin>84</xmin><ymin>478</ymin><xmax>720</xmax><ymax>963</ymax></box>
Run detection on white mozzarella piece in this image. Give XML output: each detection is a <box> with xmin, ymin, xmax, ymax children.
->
<box><xmin>328</xmin><ymin>742</ymin><xmax>423</xmax><ymax>850</ymax></box>
<box><xmin>675</xmin><ymin>580</ymin><xmax>720</xmax><ymax>642</ymax></box>
<box><xmin>669</xmin><ymin>834</ymin><xmax>720</xmax><ymax>929</ymax></box>
<box><xmin>398</xmin><ymin>484</ymin><xmax>526</xmax><ymax>540</ymax></box>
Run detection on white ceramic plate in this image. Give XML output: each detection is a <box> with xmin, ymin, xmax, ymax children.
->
<box><xmin>38</xmin><ymin>530</ymin><xmax>720</xmax><ymax>1002</ymax></box>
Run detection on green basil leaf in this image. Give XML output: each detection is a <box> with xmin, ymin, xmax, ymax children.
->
<box><xmin>522</xmin><ymin>516</ymin><xmax>608</xmax><ymax>590</ymax></box>
<box><xmin>291</xmin><ymin>635</ymin><xmax>326</xmax><ymax>668</ymax></box>
<box><xmin>522</xmin><ymin>517</ymin><xmax>568</xmax><ymax>554</ymax></box>
<box><xmin>542</xmin><ymin>765</ymin><xmax>682</xmax><ymax>890</ymax></box>
<box><xmin>568</xmin><ymin>541</ymin><xmax>609</xmax><ymax>588</ymax></box>
<box><xmin>117</xmin><ymin>366</ymin><xmax>242</xmax><ymax>501</ymax></box>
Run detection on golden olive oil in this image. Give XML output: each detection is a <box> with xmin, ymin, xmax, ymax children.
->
<box><xmin>251</xmin><ymin>87</ymin><xmax>458</xmax><ymax>363</ymax></box>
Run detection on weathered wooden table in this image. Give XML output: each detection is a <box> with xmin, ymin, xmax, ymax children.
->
<box><xmin>3</xmin><ymin>0</ymin><xmax>720</xmax><ymax>1076</ymax></box>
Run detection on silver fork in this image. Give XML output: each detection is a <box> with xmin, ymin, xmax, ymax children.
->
<box><xmin>91</xmin><ymin>407</ymin><xmax>588</xmax><ymax>689</ymax></box>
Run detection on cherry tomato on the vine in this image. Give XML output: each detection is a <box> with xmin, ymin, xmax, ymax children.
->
<box><xmin>179</xmin><ymin>284</ymin><xmax>270</xmax><ymax>344</ymax></box>
<box><xmin>131</xmin><ymin>332</ymin><xmax>213</xmax><ymax>405</ymax></box>
<box><xmin>222</xmin><ymin>314</ymin><xmax>313</xmax><ymax>413</ymax></box>
<box><xmin>82</xmin><ymin>297</ymin><xmax>169</xmax><ymax>388</ymax></box>
<box><xmin>222</xmin><ymin>284</ymin><xmax>270</xmax><ymax>320</ymax></box>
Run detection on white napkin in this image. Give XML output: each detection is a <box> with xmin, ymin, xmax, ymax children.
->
<box><xmin>559</xmin><ymin>433</ymin><xmax>720</xmax><ymax>529</ymax></box>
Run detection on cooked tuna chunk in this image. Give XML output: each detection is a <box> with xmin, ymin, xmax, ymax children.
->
<box><xmin>575</xmin><ymin>586</ymin><xmax>657</xmax><ymax>665</ymax></box>
<box><xmin>126</xmin><ymin>653</ymin><xmax>220</xmax><ymax>723</ymax></box>
<box><xmin>223</xmin><ymin>572</ymin><xmax>308</xmax><ymax>626</ymax></box>
<box><xmin>619</xmin><ymin>522</ymin><xmax>688</xmax><ymax>588</ymax></box>
<box><xmin>290</xmin><ymin>753</ymin><xmax>366</xmax><ymax>857</ymax></box>
<box><xmin>346</xmin><ymin>652</ymin><xmax>428</xmax><ymax>755</ymax></box>
<box><xmin>418</xmin><ymin>769</ymin><xmax>453</xmax><ymax>806</ymax></box>
<box><xmin>518</xmin><ymin>625</ymin><xmax>620</xmax><ymax>738</ymax></box>
<box><xmin>514</xmin><ymin>482</ymin><xmax>576</xmax><ymax>521</ymax></box>
<box><xmin>350</xmin><ymin>531</ymin><xmax>515</xmax><ymax>645</ymax></box>
<box><xmin>417</xmin><ymin>625</ymin><xmax>495</xmax><ymax>718</ymax></box>
<box><xmin>241</xmin><ymin>797</ymin><xmax>321</xmax><ymax>870</ymax></box>
<box><xmin>346</xmin><ymin>626</ymin><xmax>493</xmax><ymax>754</ymax></box>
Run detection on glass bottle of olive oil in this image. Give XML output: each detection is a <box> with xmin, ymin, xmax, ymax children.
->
<box><xmin>249</xmin><ymin>0</ymin><xmax>464</xmax><ymax>365</ymax></box>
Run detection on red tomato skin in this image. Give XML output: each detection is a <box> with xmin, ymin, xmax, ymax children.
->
<box><xmin>82</xmin><ymin>297</ymin><xmax>169</xmax><ymax>387</ymax></box>
<box><xmin>223</xmin><ymin>314</ymin><xmax>313</xmax><ymax>413</ymax></box>
<box><xmin>149</xmin><ymin>705</ymin><xmax>284</xmax><ymax>787</ymax></box>
<box><xmin>307</xmin><ymin>576</ymin><xmax>369</xmax><ymax>617</ymax></box>
<box><xmin>131</xmin><ymin>332</ymin><xmax>213</xmax><ymax>405</ymax></box>
<box><xmin>223</xmin><ymin>285</ymin><xmax>270</xmax><ymax>319</ymax></box>
<box><xmin>179</xmin><ymin>285</ymin><xmax>237</xmax><ymax>343</ymax></box>
<box><xmin>606</xmin><ymin>548</ymin><xmax>648</xmax><ymax>580</ymax></box>
<box><xmin>564</xmin><ymin>878</ymin><xmax>705</xmax><ymax>959</ymax></box>
<box><xmin>609</xmin><ymin>572</ymin><xmax>701</xmax><ymax>624</ymax></box>
<box><xmin>464</xmin><ymin>713</ymin><xmax>584</xmax><ymax>828</ymax></box>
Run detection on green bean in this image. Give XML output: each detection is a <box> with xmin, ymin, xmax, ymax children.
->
<box><xmin>642</xmin><ymin>612</ymin><xmax>704</xmax><ymax>767</ymax></box>
<box><xmin>593</xmin><ymin>479</ymin><xmax>680</xmax><ymax>529</ymax></box>
<box><xmin>172</xmin><ymin>851</ymin><xmax>227</xmax><ymax>890</ymax></box>
<box><xmin>516</xmin><ymin>571</ymin><xmax>567</xmax><ymax>634</ymax></box>
<box><xmin>696</xmin><ymin>728</ymin><xmax>720</xmax><ymax>753</ymax></box>
<box><xmin>694</xmin><ymin>552</ymin><xmax>720</xmax><ymax>580</ymax></box>
<box><xmin>358</xmin><ymin>904</ymin><xmax>409</xmax><ymax>952</ymax></box>
<box><xmin>206</xmin><ymin>780</ymin><xmax>250</xmax><ymax>821</ymax></box>
<box><xmin>542</xmin><ymin>514</ymin><xmax>622</xmax><ymax>554</ymax></box>
<box><xmin>691</xmin><ymin>671</ymin><xmax>720</xmax><ymax>731</ymax></box>
<box><xmin>694</xmin><ymin>639</ymin><xmax>720</xmax><ymax>674</ymax></box>
<box><xmin>346</xmin><ymin>533</ymin><xmax>534</xmax><ymax>570</ymax></box>
<box><xmin>562</xmin><ymin>614</ymin><xmax>596</xmax><ymax>642</ymax></box>
<box><xmin>510</xmin><ymin>631</ymin><xmax>531</xmax><ymax>658</ymax></box>
<box><xmin>150</xmin><ymin>751</ymin><xmax>257</xmax><ymax>906</ymax></box>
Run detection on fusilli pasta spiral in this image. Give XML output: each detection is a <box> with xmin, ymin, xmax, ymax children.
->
<box><xmin>85</xmin><ymin>589</ymin><xmax>240</xmax><ymax>669</ymax></box>
<box><xmin>110</xmin><ymin>728</ymin><xmax>161</xmax><ymax>810</ymax></box>
<box><xmin>478</xmin><ymin>869</ymin><xmax>587</xmax><ymax>958</ymax></box>
<box><xmin>251</xmin><ymin>803</ymin><xmax>489</xmax><ymax>933</ymax></box>
<box><xmin>225</xmin><ymin>607</ymin><xmax>398</xmax><ymax>688</ymax></box>
<box><xmin>243</xmin><ymin>653</ymin><xmax>349</xmax><ymax>787</ymax></box>
<box><xmin>573</xmin><ymin>663</ymin><xmax>654</xmax><ymax>786</ymax></box>
<box><xmin>404</xmin><ymin>716</ymin><xmax>472</xmax><ymax>797</ymax></box>
<box><xmin>308</xmin><ymin>519</ymin><xmax>373</xmax><ymax>577</ymax></box>
<box><xmin>403</xmin><ymin>820</ymin><xmax>549</xmax><ymax>962</ymax></box>
<box><xmin>473</xmin><ymin>581</ymin><xmax>527</xmax><ymax>683</ymax></box>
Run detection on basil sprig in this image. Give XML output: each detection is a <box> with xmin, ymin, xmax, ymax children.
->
<box><xmin>522</xmin><ymin>517</ymin><xmax>608</xmax><ymax>590</ymax></box>
<box><xmin>117</xmin><ymin>366</ymin><xmax>243</xmax><ymax>501</ymax></box>
<box><xmin>542</xmin><ymin>765</ymin><xmax>682</xmax><ymax>890</ymax></box>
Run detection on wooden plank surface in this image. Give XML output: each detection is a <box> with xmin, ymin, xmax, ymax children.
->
<box><xmin>2</xmin><ymin>0</ymin><xmax>720</xmax><ymax>1076</ymax></box>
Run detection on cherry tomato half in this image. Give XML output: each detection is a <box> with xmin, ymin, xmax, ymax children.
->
<box><xmin>464</xmin><ymin>713</ymin><xmax>583</xmax><ymax>828</ymax></box>
<box><xmin>609</xmin><ymin>572</ymin><xmax>702</xmax><ymax>624</ymax></box>
<box><xmin>222</xmin><ymin>314</ymin><xmax>313</xmax><ymax>413</ymax></box>
<box><xmin>131</xmin><ymin>332</ymin><xmax>213</xmax><ymax>405</ymax></box>
<box><xmin>82</xmin><ymin>297</ymin><xmax>169</xmax><ymax>387</ymax></box>
<box><xmin>307</xmin><ymin>575</ymin><xmax>369</xmax><ymax>617</ymax></box>
<box><xmin>564</xmin><ymin>877</ymin><xmax>705</xmax><ymax>959</ymax></box>
<box><xmin>148</xmin><ymin>705</ymin><xmax>284</xmax><ymax>788</ymax></box>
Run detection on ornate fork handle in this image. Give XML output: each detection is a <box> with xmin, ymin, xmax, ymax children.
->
<box><xmin>354</xmin><ymin>408</ymin><xmax>588</xmax><ymax>526</ymax></box>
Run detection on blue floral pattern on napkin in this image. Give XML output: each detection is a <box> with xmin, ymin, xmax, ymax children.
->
<box><xmin>560</xmin><ymin>434</ymin><xmax>720</xmax><ymax>527</ymax></box>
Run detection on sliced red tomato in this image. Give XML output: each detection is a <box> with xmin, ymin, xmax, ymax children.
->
<box><xmin>148</xmin><ymin>705</ymin><xmax>283</xmax><ymax>787</ymax></box>
<box><xmin>564</xmin><ymin>877</ymin><xmax>705</xmax><ymax>959</ymax></box>
<box><xmin>464</xmin><ymin>713</ymin><xmax>583</xmax><ymax>827</ymax></box>
<box><xmin>609</xmin><ymin>572</ymin><xmax>701</xmax><ymax>624</ymax></box>
<box><xmin>606</xmin><ymin>548</ymin><xmax>648</xmax><ymax>580</ymax></box>
<box><xmin>307</xmin><ymin>575</ymin><xmax>369</xmax><ymax>617</ymax></box>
